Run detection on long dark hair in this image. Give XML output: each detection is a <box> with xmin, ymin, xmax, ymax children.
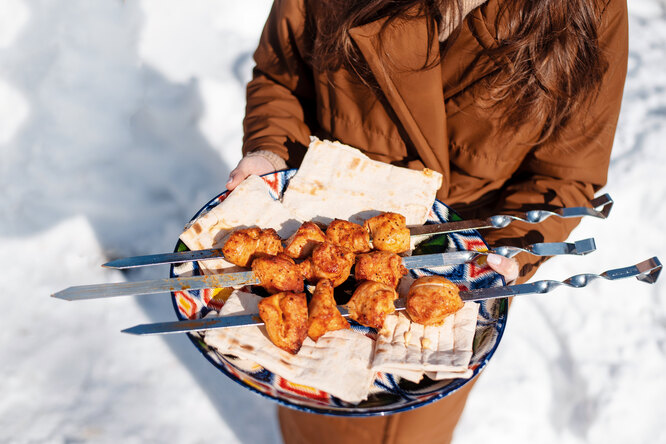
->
<box><xmin>307</xmin><ymin>0</ymin><xmax>609</xmax><ymax>143</ymax></box>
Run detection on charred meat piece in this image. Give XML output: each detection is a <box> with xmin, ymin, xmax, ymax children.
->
<box><xmin>354</xmin><ymin>251</ymin><xmax>407</xmax><ymax>289</ymax></box>
<box><xmin>252</xmin><ymin>254</ymin><xmax>304</xmax><ymax>294</ymax></box>
<box><xmin>284</xmin><ymin>221</ymin><xmax>327</xmax><ymax>259</ymax></box>
<box><xmin>346</xmin><ymin>280</ymin><xmax>398</xmax><ymax>329</ymax></box>
<box><xmin>405</xmin><ymin>276</ymin><xmax>464</xmax><ymax>326</ymax></box>
<box><xmin>297</xmin><ymin>258</ymin><xmax>313</xmax><ymax>282</ymax></box>
<box><xmin>325</xmin><ymin>219</ymin><xmax>371</xmax><ymax>254</ymax></box>
<box><xmin>221</xmin><ymin>227</ymin><xmax>283</xmax><ymax>267</ymax></box>
<box><xmin>307</xmin><ymin>279</ymin><xmax>350</xmax><ymax>341</ymax></box>
<box><xmin>258</xmin><ymin>291</ymin><xmax>308</xmax><ymax>354</ymax></box>
<box><xmin>303</xmin><ymin>241</ymin><xmax>356</xmax><ymax>287</ymax></box>
<box><xmin>364</xmin><ymin>212</ymin><xmax>410</xmax><ymax>254</ymax></box>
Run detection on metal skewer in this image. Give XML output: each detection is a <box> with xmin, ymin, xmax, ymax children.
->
<box><xmin>121</xmin><ymin>256</ymin><xmax>661</xmax><ymax>335</ymax></box>
<box><xmin>103</xmin><ymin>196</ymin><xmax>612</xmax><ymax>269</ymax></box>
<box><xmin>53</xmin><ymin>239</ymin><xmax>595</xmax><ymax>301</ymax></box>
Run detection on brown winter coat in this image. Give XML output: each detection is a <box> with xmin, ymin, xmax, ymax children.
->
<box><xmin>241</xmin><ymin>1</ymin><xmax>628</xmax><ymax>441</ymax></box>
<box><xmin>242</xmin><ymin>0</ymin><xmax>628</xmax><ymax>284</ymax></box>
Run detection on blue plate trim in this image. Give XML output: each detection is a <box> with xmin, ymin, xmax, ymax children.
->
<box><xmin>170</xmin><ymin>169</ymin><xmax>508</xmax><ymax>416</ymax></box>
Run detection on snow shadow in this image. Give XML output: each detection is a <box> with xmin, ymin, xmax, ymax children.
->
<box><xmin>0</xmin><ymin>1</ymin><xmax>278</xmax><ymax>442</ymax></box>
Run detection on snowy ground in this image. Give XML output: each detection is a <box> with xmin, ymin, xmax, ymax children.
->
<box><xmin>1</xmin><ymin>1</ymin><xmax>664</xmax><ymax>443</ymax></box>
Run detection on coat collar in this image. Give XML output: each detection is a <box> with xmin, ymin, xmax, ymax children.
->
<box><xmin>349</xmin><ymin>3</ymin><xmax>500</xmax><ymax>198</ymax></box>
<box><xmin>441</xmin><ymin>5</ymin><xmax>501</xmax><ymax>100</ymax></box>
<box><xmin>350</xmin><ymin>13</ymin><xmax>451</xmax><ymax>196</ymax></box>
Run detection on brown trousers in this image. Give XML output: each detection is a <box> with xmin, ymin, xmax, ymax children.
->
<box><xmin>278</xmin><ymin>375</ymin><xmax>478</xmax><ymax>444</ymax></box>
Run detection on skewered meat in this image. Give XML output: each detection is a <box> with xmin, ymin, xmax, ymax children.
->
<box><xmin>222</xmin><ymin>227</ymin><xmax>283</xmax><ymax>267</ymax></box>
<box><xmin>354</xmin><ymin>251</ymin><xmax>407</xmax><ymax>289</ymax></box>
<box><xmin>307</xmin><ymin>279</ymin><xmax>350</xmax><ymax>341</ymax></box>
<box><xmin>364</xmin><ymin>212</ymin><xmax>410</xmax><ymax>254</ymax></box>
<box><xmin>405</xmin><ymin>276</ymin><xmax>464</xmax><ymax>326</ymax></box>
<box><xmin>325</xmin><ymin>219</ymin><xmax>371</xmax><ymax>254</ymax></box>
<box><xmin>300</xmin><ymin>241</ymin><xmax>356</xmax><ymax>287</ymax></box>
<box><xmin>258</xmin><ymin>291</ymin><xmax>308</xmax><ymax>354</ymax></box>
<box><xmin>284</xmin><ymin>221</ymin><xmax>327</xmax><ymax>259</ymax></box>
<box><xmin>252</xmin><ymin>254</ymin><xmax>304</xmax><ymax>294</ymax></box>
<box><xmin>346</xmin><ymin>280</ymin><xmax>398</xmax><ymax>329</ymax></box>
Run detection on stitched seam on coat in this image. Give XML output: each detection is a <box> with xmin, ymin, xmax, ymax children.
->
<box><xmin>527</xmin><ymin>158</ymin><xmax>603</xmax><ymax>173</ymax></box>
<box><xmin>327</xmin><ymin>111</ymin><xmax>407</xmax><ymax>144</ymax></box>
<box><xmin>450</xmin><ymin>140</ymin><xmax>514</xmax><ymax>164</ymax></box>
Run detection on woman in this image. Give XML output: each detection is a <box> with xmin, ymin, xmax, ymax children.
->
<box><xmin>226</xmin><ymin>0</ymin><xmax>628</xmax><ymax>442</ymax></box>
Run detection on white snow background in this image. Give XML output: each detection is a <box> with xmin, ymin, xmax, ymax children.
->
<box><xmin>0</xmin><ymin>1</ymin><xmax>664</xmax><ymax>443</ymax></box>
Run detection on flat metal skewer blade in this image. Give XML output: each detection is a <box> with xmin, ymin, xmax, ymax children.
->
<box><xmin>123</xmin><ymin>299</ymin><xmax>404</xmax><ymax>335</ymax></box>
<box><xmin>122</xmin><ymin>314</ymin><xmax>264</xmax><ymax>335</ymax></box>
<box><xmin>103</xmin><ymin>248</ymin><xmax>226</xmax><ymax>269</ymax></box>
<box><xmin>403</xmin><ymin>238</ymin><xmax>596</xmax><ymax>269</ymax></box>
<box><xmin>52</xmin><ymin>271</ymin><xmax>260</xmax><ymax>301</ymax></box>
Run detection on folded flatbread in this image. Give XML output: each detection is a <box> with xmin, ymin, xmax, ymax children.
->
<box><xmin>372</xmin><ymin>302</ymin><xmax>479</xmax><ymax>383</ymax></box>
<box><xmin>179</xmin><ymin>175</ymin><xmax>303</xmax><ymax>274</ymax></box>
<box><xmin>282</xmin><ymin>138</ymin><xmax>443</xmax><ymax>226</ymax></box>
<box><xmin>204</xmin><ymin>291</ymin><xmax>376</xmax><ymax>404</ymax></box>
<box><xmin>184</xmin><ymin>139</ymin><xmax>477</xmax><ymax>400</ymax></box>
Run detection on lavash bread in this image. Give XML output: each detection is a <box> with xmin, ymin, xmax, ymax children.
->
<box><xmin>187</xmin><ymin>139</ymin><xmax>478</xmax><ymax>402</ymax></box>
<box><xmin>282</xmin><ymin>138</ymin><xmax>443</xmax><ymax>226</ymax></box>
<box><xmin>204</xmin><ymin>291</ymin><xmax>376</xmax><ymax>404</ymax></box>
<box><xmin>179</xmin><ymin>175</ymin><xmax>303</xmax><ymax>274</ymax></box>
<box><xmin>371</xmin><ymin>302</ymin><xmax>480</xmax><ymax>382</ymax></box>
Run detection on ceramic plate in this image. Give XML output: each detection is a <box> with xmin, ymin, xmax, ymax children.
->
<box><xmin>170</xmin><ymin>170</ymin><xmax>507</xmax><ymax>416</ymax></box>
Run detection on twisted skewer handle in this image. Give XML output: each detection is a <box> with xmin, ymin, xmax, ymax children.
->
<box><xmin>488</xmin><ymin>194</ymin><xmax>613</xmax><ymax>229</ymax></box>
<box><xmin>461</xmin><ymin>256</ymin><xmax>662</xmax><ymax>301</ymax></box>
<box><xmin>491</xmin><ymin>238</ymin><xmax>596</xmax><ymax>259</ymax></box>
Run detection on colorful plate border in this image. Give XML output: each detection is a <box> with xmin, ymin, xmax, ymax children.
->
<box><xmin>170</xmin><ymin>170</ymin><xmax>508</xmax><ymax>416</ymax></box>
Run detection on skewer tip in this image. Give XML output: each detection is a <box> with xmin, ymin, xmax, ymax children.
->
<box><xmin>121</xmin><ymin>326</ymin><xmax>142</xmax><ymax>335</ymax></box>
<box><xmin>101</xmin><ymin>259</ymin><xmax>124</xmax><ymax>269</ymax></box>
<box><xmin>51</xmin><ymin>289</ymin><xmax>73</xmax><ymax>301</ymax></box>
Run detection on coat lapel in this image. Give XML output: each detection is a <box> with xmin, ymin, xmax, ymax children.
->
<box><xmin>348</xmin><ymin>3</ymin><xmax>502</xmax><ymax>199</ymax></box>
<box><xmin>440</xmin><ymin>5</ymin><xmax>501</xmax><ymax>100</ymax></box>
<box><xmin>350</xmin><ymin>14</ymin><xmax>451</xmax><ymax>197</ymax></box>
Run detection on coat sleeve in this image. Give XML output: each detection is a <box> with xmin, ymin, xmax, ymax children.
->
<box><xmin>481</xmin><ymin>0</ymin><xmax>628</xmax><ymax>283</ymax></box>
<box><xmin>242</xmin><ymin>0</ymin><xmax>316</xmax><ymax>166</ymax></box>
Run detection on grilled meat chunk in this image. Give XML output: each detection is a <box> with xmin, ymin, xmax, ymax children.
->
<box><xmin>325</xmin><ymin>219</ymin><xmax>371</xmax><ymax>254</ymax></box>
<box><xmin>307</xmin><ymin>279</ymin><xmax>350</xmax><ymax>341</ymax></box>
<box><xmin>354</xmin><ymin>251</ymin><xmax>407</xmax><ymax>289</ymax></box>
<box><xmin>258</xmin><ymin>291</ymin><xmax>308</xmax><ymax>354</ymax></box>
<box><xmin>284</xmin><ymin>221</ymin><xmax>327</xmax><ymax>259</ymax></box>
<box><xmin>221</xmin><ymin>227</ymin><xmax>283</xmax><ymax>267</ymax></box>
<box><xmin>252</xmin><ymin>254</ymin><xmax>304</xmax><ymax>294</ymax></box>
<box><xmin>364</xmin><ymin>212</ymin><xmax>410</xmax><ymax>254</ymax></box>
<box><xmin>405</xmin><ymin>276</ymin><xmax>464</xmax><ymax>326</ymax></box>
<box><xmin>346</xmin><ymin>280</ymin><xmax>398</xmax><ymax>329</ymax></box>
<box><xmin>301</xmin><ymin>241</ymin><xmax>356</xmax><ymax>287</ymax></box>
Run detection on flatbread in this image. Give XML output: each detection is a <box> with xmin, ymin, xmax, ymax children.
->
<box><xmin>186</xmin><ymin>140</ymin><xmax>476</xmax><ymax>400</ymax></box>
<box><xmin>204</xmin><ymin>291</ymin><xmax>376</xmax><ymax>404</ymax></box>
<box><xmin>179</xmin><ymin>175</ymin><xmax>303</xmax><ymax>274</ymax></box>
<box><xmin>372</xmin><ymin>302</ymin><xmax>479</xmax><ymax>381</ymax></box>
<box><xmin>282</xmin><ymin>138</ymin><xmax>442</xmax><ymax>226</ymax></box>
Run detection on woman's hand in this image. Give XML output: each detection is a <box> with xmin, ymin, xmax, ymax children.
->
<box><xmin>486</xmin><ymin>253</ymin><xmax>519</xmax><ymax>284</ymax></box>
<box><xmin>226</xmin><ymin>155</ymin><xmax>277</xmax><ymax>191</ymax></box>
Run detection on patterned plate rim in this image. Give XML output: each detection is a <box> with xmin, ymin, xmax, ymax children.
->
<box><xmin>170</xmin><ymin>169</ymin><xmax>508</xmax><ymax>416</ymax></box>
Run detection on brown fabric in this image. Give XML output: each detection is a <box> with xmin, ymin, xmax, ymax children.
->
<box><xmin>242</xmin><ymin>0</ymin><xmax>628</xmax><ymax>284</ymax></box>
<box><xmin>278</xmin><ymin>375</ymin><xmax>479</xmax><ymax>444</ymax></box>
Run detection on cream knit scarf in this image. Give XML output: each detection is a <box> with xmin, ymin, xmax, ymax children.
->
<box><xmin>439</xmin><ymin>0</ymin><xmax>488</xmax><ymax>41</ymax></box>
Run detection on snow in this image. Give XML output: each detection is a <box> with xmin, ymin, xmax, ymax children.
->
<box><xmin>0</xmin><ymin>1</ymin><xmax>664</xmax><ymax>443</ymax></box>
